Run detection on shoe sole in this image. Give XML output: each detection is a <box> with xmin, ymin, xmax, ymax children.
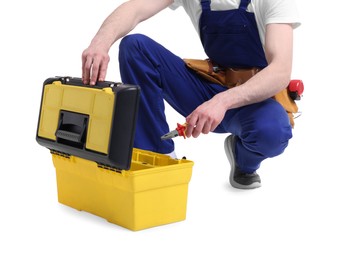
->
<box><xmin>224</xmin><ymin>135</ymin><xmax>261</xmax><ymax>189</ymax></box>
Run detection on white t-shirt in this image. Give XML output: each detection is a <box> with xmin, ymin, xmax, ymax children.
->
<box><xmin>170</xmin><ymin>0</ymin><xmax>301</xmax><ymax>46</ymax></box>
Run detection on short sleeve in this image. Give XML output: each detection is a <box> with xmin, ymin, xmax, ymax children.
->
<box><xmin>169</xmin><ymin>0</ymin><xmax>183</xmax><ymax>10</ymax></box>
<box><xmin>264</xmin><ymin>0</ymin><xmax>301</xmax><ymax>29</ymax></box>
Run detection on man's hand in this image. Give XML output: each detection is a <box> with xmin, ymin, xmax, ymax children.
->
<box><xmin>185</xmin><ymin>94</ymin><xmax>228</xmax><ymax>138</ymax></box>
<box><xmin>80</xmin><ymin>0</ymin><xmax>173</xmax><ymax>86</ymax></box>
<box><xmin>82</xmin><ymin>43</ymin><xmax>110</xmax><ymax>85</ymax></box>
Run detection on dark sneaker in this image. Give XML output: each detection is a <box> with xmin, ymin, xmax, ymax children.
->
<box><xmin>224</xmin><ymin>135</ymin><xmax>261</xmax><ymax>189</ymax></box>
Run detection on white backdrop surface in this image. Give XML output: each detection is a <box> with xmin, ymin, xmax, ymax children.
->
<box><xmin>1</xmin><ymin>1</ymin><xmax>352</xmax><ymax>259</ymax></box>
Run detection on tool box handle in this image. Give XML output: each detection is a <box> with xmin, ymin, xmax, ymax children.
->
<box><xmin>55</xmin><ymin>111</ymin><xmax>89</xmax><ymax>148</ymax></box>
<box><xmin>54</xmin><ymin>76</ymin><xmax>121</xmax><ymax>89</ymax></box>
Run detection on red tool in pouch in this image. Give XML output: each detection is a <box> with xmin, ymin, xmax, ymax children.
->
<box><xmin>288</xmin><ymin>80</ymin><xmax>304</xmax><ymax>100</ymax></box>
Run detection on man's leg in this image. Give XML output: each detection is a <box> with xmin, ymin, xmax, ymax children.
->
<box><xmin>221</xmin><ymin>98</ymin><xmax>293</xmax><ymax>188</ymax></box>
<box><xmin>119</xmin><ymin>33</ymin><xmax>292</xmax><ymax>188</ymax></box>
<box><xmin>119</xmin><ymin>34</ymin><xmax>226</xmax><ymax>154</ymax></box>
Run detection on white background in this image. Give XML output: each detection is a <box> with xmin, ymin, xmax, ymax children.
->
<box><xmin>1</xmin><ymin>0</ymin><xmax>353</xmax><ymax>259</ymax></box>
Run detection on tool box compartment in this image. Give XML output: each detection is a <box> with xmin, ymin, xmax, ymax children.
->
<box><xmin>53</xmin><ymin>149</ymin><xmax>193</xmax><ymax>231</ymax></box>
<box><xmin>36</xmin><ymin>77</ymin><xmax>194</xmax><ymax>231</ymax></box>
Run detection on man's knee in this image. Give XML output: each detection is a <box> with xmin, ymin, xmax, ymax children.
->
<box><xmin>241</xmin><ymin>104</ymin><xmax>293</xmax><ymax>158</ymax></box>
<box><xmin>256</xmin><ymin>122</ymin><xmax>292</xmax><ymax>157</ymax></box>
<box><xmin>119</xmin><ymin>33</ymin><xmax>149</xmax><ymax>52</ymax></box>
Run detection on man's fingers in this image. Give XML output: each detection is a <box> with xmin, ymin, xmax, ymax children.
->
<box><xmin>82</xmin><ymin>53</ymin><xmax>110</xmax><ymax>85</ymax></box>
<box><xmin>192</xmin><ymin>120</ymin><xmax>207</xmax><ymax>138</ymax></box>
<box><xmin>202</xmin><ymin>121</ymin><xmax>212</xmax><ymax>134</ymax></box>
<box><xmin>97</xmin><ymin>56</ymin><xmax>110</xmax><ymax>82</ymax></box>
<box><xmin>186</xmin><ymin>116</ymin><xmax>204</xmax><ymax>138</ymax></box>
<box><xmin>90</xmin><ymin>59</ymin><xmax>100</xmax><ymax>85</ymax></box>
<box><xmin>185</xmin><ymin>115</ymin><xmax>197</xmax><ymax>138</ymax></box>
<box><xmin>186</xmin><ymin>114</ymin><xmax>216</xmax><ymax>138</ymax></box>
<box><xmin>82</xmin><ymin>56</ymin><xmax>93</xmax><ymax>85</ymax></box>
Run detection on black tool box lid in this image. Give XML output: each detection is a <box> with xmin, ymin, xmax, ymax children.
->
<box><xmin>36</xmin><ymin>77</ymin><xmax>140</xmax><ymax>170</ymax></box>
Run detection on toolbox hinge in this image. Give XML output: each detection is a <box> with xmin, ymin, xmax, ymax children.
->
<box><xmin>97</xmin><ymin>163</ymin><xmax>122</xmax><ymax>173</ymax></box>
<box><xmin>50</xmin><ymin>149</ymin><xmax>71</xmax><ymax>159</ymax></box>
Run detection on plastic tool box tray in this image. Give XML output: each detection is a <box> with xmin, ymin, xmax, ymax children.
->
<box><xmin>36</xmin><ymin>77</ymin><xmax>194</xmax><ymax>231</ymax></box>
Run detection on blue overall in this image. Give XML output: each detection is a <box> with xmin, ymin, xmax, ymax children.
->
<box><xmin>119</xmin><ymin>0</ymin><xmax>292</xmax><ymax>173</ymax></box>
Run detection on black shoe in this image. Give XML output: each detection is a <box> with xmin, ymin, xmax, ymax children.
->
<box><xmin>224</xmin><ymin>135</ymin><xmax>261</xmax><ymax>189</ymax></box>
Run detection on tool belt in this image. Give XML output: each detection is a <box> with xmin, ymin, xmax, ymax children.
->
<box><xmin>184</xmin><ymin>58</ymin><xmax>299</xmax><ymax>128</ymax></box>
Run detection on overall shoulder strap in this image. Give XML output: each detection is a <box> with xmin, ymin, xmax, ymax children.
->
<box><xmin>200</xmin><ymin>0</ymin><xmax>211</xmax><ymax>11</ymax></box>
<box><xmin>239</xmin><ymin>0</ymin><xmax>251</xmax><ymax>11</ymax></box>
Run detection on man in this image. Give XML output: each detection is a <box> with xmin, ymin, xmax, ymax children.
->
<box><xmin>82</xmin><ymin>0</ymin><xmax>301</xmax><ymax>189</ymax></box>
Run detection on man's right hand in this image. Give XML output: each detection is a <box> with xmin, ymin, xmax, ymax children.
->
<box><xmin>81</xmin><ymin>44</ymin><xmax>110</xmax><ymax>85</ymax></box>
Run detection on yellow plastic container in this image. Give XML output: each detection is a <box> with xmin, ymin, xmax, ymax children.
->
<box><xmin>37</xmin><ymin>77</ymin><xmax>194</xmax><ymax>231</ymax></box>
<box><xmin>52</xmin><ymin>148</ymin><xmax>193</xmax><ymax>231</ymax></box>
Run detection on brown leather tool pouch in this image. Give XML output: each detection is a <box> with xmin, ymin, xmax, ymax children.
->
<box><xmin>184</xmin><ymin>58</ymin><xmax>226</xmax><ymax>85</ymax></box>
<box><xmin>225</xmin><ymin>68</ymin><xmax>261</xmax><ymax>87</ymax></box>
<box><xmin>184</xmin><ymin>58</ymin><xmax>298</xmax><ymax>128</ymax></box>
<box><xmin>273</xmin><ymin>89</ymin><xmax>298</xmax><ymax>128</ymax></box>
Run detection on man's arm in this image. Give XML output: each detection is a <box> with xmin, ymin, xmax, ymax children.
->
<box><xmin>82</xmin><ymin>0</ymin><xmax>173</xmax><ymax>85</ymax></box>
<box><xmin>223</xmin><ymin>23</ymin><xmax>293</xmax><ymax>108</ymax></box>
<box><xmin>185</xmin><ymin>23</ymin><xmax>294</xmax><ymax>138</ymax></box>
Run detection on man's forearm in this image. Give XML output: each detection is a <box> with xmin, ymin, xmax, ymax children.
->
<box><xmin>89</xmin><ymin>0</ymin><xmax>173</xmax><ymax>50</ymax></box>
<box><xmin>89</xmin><ymin>2</ymin><xmax>141</xmax><ymax>51</ymax></box>
<box><xmin>218</xmin><ymin>64</ymin><xmax>291</xmax><ymax>110</ymax></box>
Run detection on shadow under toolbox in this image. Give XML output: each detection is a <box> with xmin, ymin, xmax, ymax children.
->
<box><xmin>36</xmin><ymin>77</ymin><xmax>194</xmax><ymax>231</ymax></box>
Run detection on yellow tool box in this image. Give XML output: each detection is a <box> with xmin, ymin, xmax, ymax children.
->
<box><xmin>36</xmin><ymin>77</ymin><xmax>194</xmax><ymax>231</ymax></box>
